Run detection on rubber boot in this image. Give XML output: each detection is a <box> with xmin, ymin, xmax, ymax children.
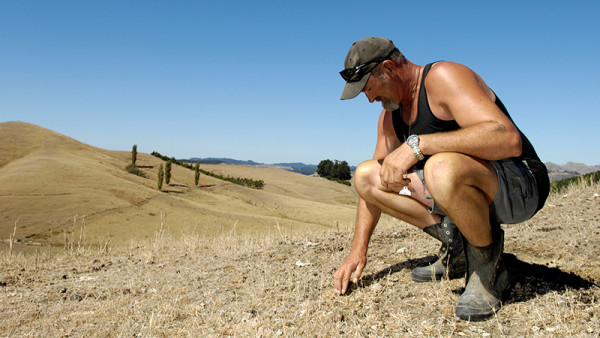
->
<box><xmin>411</xmin><ymin>217</ymin><xmax>466</xmax><ymax>282</ymax></box>
<box><xmin>456</xmin><ymin>228</ymin><xmax>511</xmax><ymax>321</ymax></box>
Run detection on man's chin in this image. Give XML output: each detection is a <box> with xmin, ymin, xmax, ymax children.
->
<box><xmin>382</xmin><ymin>100</ymin><xmax>400</xmax><ymax>112</ymax></box>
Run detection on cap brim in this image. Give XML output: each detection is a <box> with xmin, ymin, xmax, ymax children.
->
<box><xmin>340</xmin><ymin>73</ymin><xmax>370</xmax><ymax>100</ymax></box>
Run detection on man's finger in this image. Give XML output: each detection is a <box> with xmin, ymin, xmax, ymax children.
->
<box><xmin>354</xmin><ymin>262</ymin><xmax>365</xmax><ymax>283</ymax></box>
<box><xmin>339</xmin><ymin>275</ymin><xmax>350</xmax><ymax>295</ymax></box>
<box><xmin>334</xmin><ymin>270</ymin><xmax>351</xmax><ymax>295</ymax></box>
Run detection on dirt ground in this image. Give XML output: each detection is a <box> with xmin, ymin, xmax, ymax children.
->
<box><xmin>1</xmin><ymin>182</ymin><xmax>598</xmax><ymax>336</ymax></box>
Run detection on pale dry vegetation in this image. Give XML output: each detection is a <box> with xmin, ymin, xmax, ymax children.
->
<box><xmin>1</xmin><ymin>182</ymin><xmax>599</xmax><ymax>336</ymax></box>
<box><xmin>0</xmin><ymin>122</ymin><xmax>357</xmax><ymax>246</ymax></box>
<box><xmin>1</xmin><ymin>122</ymin><xmax>599</xmax><ymax>336</ymax></box>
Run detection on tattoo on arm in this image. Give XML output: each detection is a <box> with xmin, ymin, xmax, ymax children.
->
<box><xmin>493</xmin><ymin>123</ymin><xmax>506</xmax><ymax>133</ymax></box>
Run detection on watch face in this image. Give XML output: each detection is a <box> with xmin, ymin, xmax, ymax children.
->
<box><xmin>407</xmin><ymin>135</ymin><xmax>418</xmax><ymax>146</ymax></box>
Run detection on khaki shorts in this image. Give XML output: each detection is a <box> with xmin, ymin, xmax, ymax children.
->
<box><xmin>416</xmin><ymin>158</ymin><xmax>540</xmax><ymax>224</ymax></box>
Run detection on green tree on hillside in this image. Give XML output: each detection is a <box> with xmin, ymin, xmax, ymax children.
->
<box><xmin>165</xmin><ymin>160</ymin><xmax>172</xmax><ymax>185</ymax></box>
<box><xmin>335</xmin><ymin>160</ymin><xmax>352</xmax><ymax>180</ymax></box>
<box><xmin>317</xmin><ymin>159</ymin><xmax>333</xmax><ymax>177</ymax></box>
<box><xmin>131</xmin><ymin>144</ymin><xmax>137</xmax><ymax>165</ymax></box>
<box><xmin>317</xmin><ymin>159</ymin><xmax>352</xmax><ymax>183</ymax></box>
<box><xmin>158</xmin><ymin>163</ymin><xmax>164</xmax><ymax>190</ymax></box>
<box><xmin>194</xmin><ymin>162</ymin><xmax>200</xmax><ymax>186</ymax></box>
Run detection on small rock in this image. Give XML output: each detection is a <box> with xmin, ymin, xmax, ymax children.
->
<box><xmin>370</xmin><ymin>283</ymin><xmax>383</xmax><ymax>293</ymax></box>
<box><xmin>69</xmin><ymin>293</ymin><xmax>83</xmax><ymax>302</ymax></box>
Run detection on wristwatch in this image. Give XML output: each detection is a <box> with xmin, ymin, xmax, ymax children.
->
<box><xmin>407</xmin><ymin>134</ymin><xmax>425</xmax><ymax>161</ymax></box>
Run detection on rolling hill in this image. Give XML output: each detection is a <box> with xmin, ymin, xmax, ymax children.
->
<box><xmin>0</xmin><ymin>122</ymin><xmax>358</xmax><ymax>247</ymax></box>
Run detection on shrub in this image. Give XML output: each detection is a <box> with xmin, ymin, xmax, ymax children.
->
<box><xmin>126</xmin><ymin>163</ymin><xmax>146</xmax><ymax>178</ymax></box>
<box><xmin>550</xmin><ymin>170</ymin><xmax>600</xmax><ymax>193</ymax></box>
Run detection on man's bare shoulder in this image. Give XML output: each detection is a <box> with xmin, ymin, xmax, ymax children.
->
<box><xmin>425</xmin><ymin>61</ymin><xmax>494</xmax><ymax>121</ymax></box>
<box><xmin>427</xmin><ymin>61</ymin><xmax>476</xmax><ymax>87</ymax></box>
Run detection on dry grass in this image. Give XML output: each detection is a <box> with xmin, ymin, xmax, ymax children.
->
<box><xmin>0</xmin><ymin>122</ymin><xmax>357</xmax><ymax>247</ymax></box>
<box><xmin>1</xmin><ymin>122</ymin><xmax>599</xmax><ymax>336</ymax></box>
<box><xmin>1</xmin><ymin>183</ymin><xmax>599</xmax><ymax>336</ymax></box>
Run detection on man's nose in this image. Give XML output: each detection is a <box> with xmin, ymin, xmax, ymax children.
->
<box><xmin>364</xmin><ymin>91</ymin><xmax>375</xmax><ymax>103</ymax></box>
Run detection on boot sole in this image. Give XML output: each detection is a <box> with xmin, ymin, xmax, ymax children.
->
<box><xmin>456</xmin><ymin>309</ymin><xmax>498</xmax><ymax>321</ymax></box>
<box><xmin>411</xmin><ymin>267</ymin><xmax>466</xmax><ymax>282</ymax></box>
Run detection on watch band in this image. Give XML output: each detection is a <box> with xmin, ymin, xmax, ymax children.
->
<box><xmin>411</xmin><ymin>146</ymin><xmax>425</xmax><ymax>161</ymax></box>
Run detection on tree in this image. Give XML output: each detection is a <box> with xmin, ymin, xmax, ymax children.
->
<box><xmin>317</xmin><ymin>159</ymin><xmax>333</xmax><ymax>177</ymax></box>
<box><xmin>131</xmin><ymin>144</ymin><xmax>137</xmax><ymax>165</ymax></box>
<box><xmin>317</xmin><ymin>159</ymin><xmax>352</xmax><ymax>181</ymax></box>
<box><xmin>336</xmin><ymin>160</ymin><xmax>352</xmax><ymax>180</ymax></box>
<box><xmin>194</xmin><ymin>162</ymin><xmax>200</xmax><ymax>186</ymax></box>
<box><xmin>165</xmin><ymin>160</ymin><xmax>172</xmax><ymax>185</ymax></box>
<box><xmin>158</xmin><ymin>163</ymin><xmax>164</xmax><ymax>190</ymax></box>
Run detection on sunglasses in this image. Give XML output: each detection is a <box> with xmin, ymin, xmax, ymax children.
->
<box><xmin>339</xmin><ymin>49</ymin><xmax>397</xmax><ymax>83</ymax></box>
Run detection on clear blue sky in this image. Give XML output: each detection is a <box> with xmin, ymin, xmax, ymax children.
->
<box><xmin>2</xmin><ymin>1</ymin><xmax>599</xmax><ymax>166</ymax></box>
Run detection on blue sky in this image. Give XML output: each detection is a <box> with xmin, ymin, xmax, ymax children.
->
<box><xmin>2</xmin><ymin>1</ymin><xmax>599</xmax><ymax>166</ymax></box>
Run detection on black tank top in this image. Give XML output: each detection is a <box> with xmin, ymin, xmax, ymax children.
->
<box><xmin>392</xmin><ymin>62</ymin><xmax>549</xmax><ymax>210</ymax></box>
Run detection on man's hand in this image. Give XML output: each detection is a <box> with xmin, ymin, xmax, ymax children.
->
<box><xmin>379</xmin><ymin>144</ymin><xmax>417</xmax><ymax>191</ymax></box>
<box><xmin>334</xmin><ymin>249</ymin><xmax>367</xmax><ymax>295</ymax></box>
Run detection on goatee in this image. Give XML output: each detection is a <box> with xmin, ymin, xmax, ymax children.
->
<box><xmin>381</xmin><ymin>98</ymin><xmax>400</xmax><ymax>112</ymax></box>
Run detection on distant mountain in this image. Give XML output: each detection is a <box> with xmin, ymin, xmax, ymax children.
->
<box><xmin>545</xmin><ymin>161</ymin><xmax>600</xmax><ymax>181</ymax></box>
<box><xmin>187</xmin><ymin>157</ymin><xmax>600</xmax><ymax>181</ymax></box>
<box><xmin>185</xmin><ymin>158</ymin><xmax>319</xmax><ymax>175</ymax></box>
<box><xmin>188</xmin><ymin>157</ymin><xmax>262</xmax><ymax>166</ymax></box>
<box><xmin>273</xmin><ymin>162</ymin><xmax>318</xmax><ymax>175</ymax></box>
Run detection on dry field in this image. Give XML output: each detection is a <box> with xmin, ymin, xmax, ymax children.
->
<box><xmin>0</xmin><ymin>122</ymin><xmax>599</xmax><ymax>336</ymax></box>
<box><xmin>0</xmin><ymin>122</ymin><xmax>357</xmax><ymax>247</ymax></box>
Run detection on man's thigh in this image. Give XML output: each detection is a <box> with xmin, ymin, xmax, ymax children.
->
<box><xmin>420</xmin><ymin>153</ymin><xmax>499</xmax><ymax>216</ymax></box>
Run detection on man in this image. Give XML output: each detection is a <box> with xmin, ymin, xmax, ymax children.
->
<box><xmin>333</xmin><ymin>36</ymin><xmax>549</xmax><ymax>321</ymax></box>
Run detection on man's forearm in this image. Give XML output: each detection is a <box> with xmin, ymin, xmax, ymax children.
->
<box><xmin>351</xmin><ymin>197</ymin><xmax>382</xmax><ymax>253</ymax></box>
<box><xmin>420</xmin><ymin>121</ymin><xmax>522</xmax><ymax>161</ymax></box>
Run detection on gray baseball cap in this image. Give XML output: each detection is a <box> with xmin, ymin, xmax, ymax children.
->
<box><xmin>340</xmin><ymin>37</ymin><xmax>397</xmax><ymax>100</ymax></box>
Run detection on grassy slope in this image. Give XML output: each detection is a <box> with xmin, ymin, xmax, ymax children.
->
<box><xmin>0</xmin><ymin>122</ymin><xmax>357</xmax><ymax>247</ymax></box>
<box><xmin>0</xmin><ymin>122</ymin><xmax>598</xmax><ymax>335</ymax></box>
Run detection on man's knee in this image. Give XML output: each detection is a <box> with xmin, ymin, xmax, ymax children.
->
<box><xmin>423</xmin><ymin>153</ymin><xmax>464</xmax><ymax>195</ymax></box>
<box><xmin>424</xmin><ymin>153</ymin><xmax>497</xmax><ymax>204</ymax></box>
<box><xmin>354</xmin><ymin>160</ymin><xmax>381</xmax><ymax>198</ymax></box>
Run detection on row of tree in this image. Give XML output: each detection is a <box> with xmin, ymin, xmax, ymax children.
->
<box><xmin>127</xmin><ymin>146</ymin><xmax>201</xmax><ymax>190</ymax></box>
<box><xmin>151</xmin><ymin>151</ymin><xmax>264</xmax><ymax>190</ymax></box>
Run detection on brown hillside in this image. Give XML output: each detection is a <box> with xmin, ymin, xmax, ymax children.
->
<box><xmin>0</xmin><ymin>122</ymin><xmax>357</xmax><ymax>248</ymax></box>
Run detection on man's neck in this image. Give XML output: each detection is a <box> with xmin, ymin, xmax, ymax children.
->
<box><xmin>397</xmin><ymin>62</ymin><xmax>422</xmax><ymax>124</ymax></box>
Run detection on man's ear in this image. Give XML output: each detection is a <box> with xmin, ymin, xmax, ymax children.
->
<box><xmin>381</xmin><ymin>59</ymin><xmax>395</xmax><ymax>73</ymax></box>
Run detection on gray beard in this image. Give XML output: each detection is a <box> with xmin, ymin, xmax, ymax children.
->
<box><xmin>381</xmin><ymin>98</ymin><xmax>400</xmax><ymax>112</ymax></box>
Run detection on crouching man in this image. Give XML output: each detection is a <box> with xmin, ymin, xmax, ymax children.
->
<box><xmin>333</xmin><ymin>37</ymin><xmax>549</xmax><ymax>321</ymax></box>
